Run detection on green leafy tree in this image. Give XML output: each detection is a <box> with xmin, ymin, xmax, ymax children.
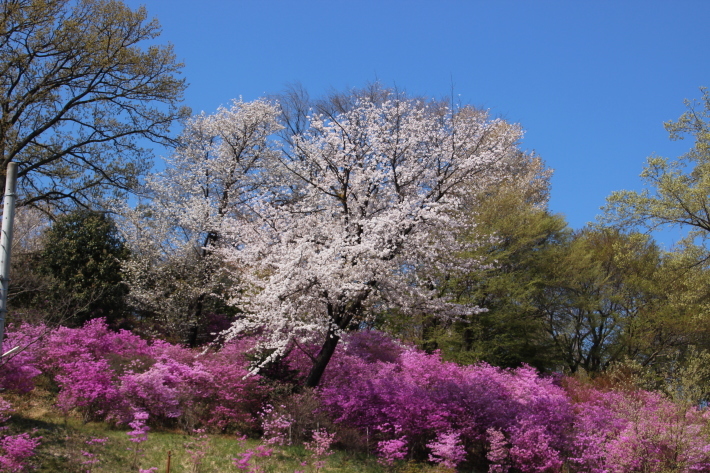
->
<box><xmin>531</xmin><ymin>228</ymin><xmax>710</xmax><ymax>374</ymax></box>
<box><xmin>600</xmin><ymin>88</ymin><xmax>710</xmax><ymax>375</ymax></box>
<box><xmin>37</xmin><ymin>209</ymin><xmax>130</xmax><ymax>326</ymax></box>
<box><xmin>604</xmin><ymin>88</ymin><xmax>710</xmax><ymax>257</ymax></box>
<box><xmin>385</xmin><ymin>151</ymin><xmax>565</xmax><ymax>369</ymax></box>
<box><xmin>0</xmin><ymin>0</ymin><xmax>188</xmax><ymax>210</ymax></box>
<box><xmin>422</xmin><ymin>202</ymin><xmax>708</xmax><ymax>373</ymax></box>
<box><xmin>421</xmin><ymin>170</ymin><xmax>567</xmax><ymax>369</ymax></box>
<box><xmin>538</xmin><ymin>229</ymin><xmax>660</xmax><ymax>373</ymax></box>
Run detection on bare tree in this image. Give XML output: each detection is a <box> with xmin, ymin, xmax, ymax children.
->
<box><xmin>0</xmin><ymin>0</ymin><xmax>189</xmax><ymax>211</ymax></box>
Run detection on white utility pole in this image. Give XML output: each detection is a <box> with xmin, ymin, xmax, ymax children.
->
<box><xmin>0</xmin><ymin>162</ymin><xmax>18</xmax><ymax>347</ymax></box>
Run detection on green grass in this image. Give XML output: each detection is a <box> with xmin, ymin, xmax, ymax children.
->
<box><xmin>4</xmin><ymin>392</ymin><xmax>450</xmax><ymax>473</ymax></box>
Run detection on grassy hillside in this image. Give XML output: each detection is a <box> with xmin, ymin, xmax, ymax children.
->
<box><xmin>4</xmin><ymin>391</ymin><xmax>448</xmax><ymax>473</ymax></box>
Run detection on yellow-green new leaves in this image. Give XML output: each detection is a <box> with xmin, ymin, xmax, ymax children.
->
<box><xmin>604</xmin><ymin>89</ymin><xmax>710</xmax><ymax>249</ymax></box>
<box><xmin>0</xmin><ymin>0</ymin><xmax>188</xmax><ymax>210</ymax></box>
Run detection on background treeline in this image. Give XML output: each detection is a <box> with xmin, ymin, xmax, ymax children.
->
<box><xmin>5</xmin><ymin>1</ymin><xmax>710</xmax><ymax>471</ymax></box>
<box><xmin>7</xmin><ymin>84</ymin><xmax>710</xmax><ymax>386</ymax></box>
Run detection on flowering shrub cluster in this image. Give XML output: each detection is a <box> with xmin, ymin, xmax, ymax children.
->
<box><xmin>0</xmin><ymin>319</ymin><xmax>263</xmax><ymax>431</ymax></box>
<box><xmin>318</xmin><ymin>335</ymin><xmax>571</xmax><ymax>471</ymax></box>
<box><xmin>0</xmin><ymin>398</ymin><xmax>41</xmax><ymax>472</ymax></box>
<box><xmin>2</xmin><ymin>322</ymin><xmax>710</xmax><ymax>472</ymax></box>
<box><xmin>565</xmin><ymin>379</ymin><xmax>710</xmax><ymax>473</ymax></box>
<box><xmin>315</xmin><ymin>330</ymin><xmax>710</xmax><ymax>472</ymax></box>
<box><xmin>0</xmin><ymin>323</ymin><xmax>45</xmax><ymax>394</ymax></box>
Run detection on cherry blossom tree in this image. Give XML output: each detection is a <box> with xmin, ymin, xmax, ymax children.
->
<box><xmin>220</xmin><ymin>92</ymin><xmax>525</xmax><ymax>386</ymax></box>
<box><xmin>120</xmin><ymin>99</ymin><xmax>281</xmax><ymax>344</ymax></box>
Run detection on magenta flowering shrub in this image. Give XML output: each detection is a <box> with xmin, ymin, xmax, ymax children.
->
<box><xmin>507</xmin><ymin>419</ymin><xmax>565</xmax><ymax>473</ymax></box>
<box><xmin>1</xmin><ymin>319</ymin><xmax>263</xmax><ymax>431</ymax></box>
<box><xmin>486</xmin><ymin>428</ymin><xmax>510</xmax><ymax>473</ymax></box>
<box><xmin>426</xmin><ymin>431</ymin><xmax>467</xmax><ymax>470</ymax></box>
<box><xmin>119</xmin><ymin>359</ymin><xmax>202</xmax><ymax>420</ymax></box>
<box><xmin>318</xmin><ymin>331</ymin><xmax>573</xmax><ymax>470</ymax></box>
<box><xmin>0</xmin><ymin>323</ymin><xmax>46</xmax><ymax>393</ymax></box>
<box><xmin>42</xmin><ymin>318</ymin><xmax>154</xmax><ymax>369</ymax></box>
<box><xmin>0</xmin><ymin>433</ymin><xmax>41</xmax><ymax>473</ymax></box>
<box><xmin>191</xmin><ymin>340</ymin><xmax>264</xmax><ymax>431</ymax></box>
<box><xmin>377</xmin><ymin>436</ymin><xmax>409</xmax><ymax>465</ymax></box>
<box><xmin>121</xmin><ymin>341</ymin><xmax>262</xmax><ymax>430</ymax></box>
<box><xmin>40</xmin><ymin>318</ymin><xmax>153</xmax><ymax>420</ymax></box>
<box><xmin>0</xmin><ymin>398</ymin><xmax>40</xmax><ymax>473</ymax></box>
<box><xmin>3</xmin><ymin>323</ymin><xmax>710</xmax><ymax>471</ymax></box>
<box><xmin>127</xmin><ymin>410</ymin><xmax>150</xmax><ymax>443</ymax></box>
<box><xmin>127</xmin><ymin>410</ymin><xmax>150</xmax><ymax>470</ymax></box>
<box><xmin>340</xmin><ymin>330</ymin><xmax>405</xmax><ymax>364</ymax></box>
<box><xmin>304</xmin><ymin>428</ymin><xmax>336</xmax><ymax>472</ymax></box>
<box><xmin>567</xmin><ymin>380</ymin><xmax>710</xmax><ymax>473</ymax></box>
<box><xmin>280</xmin><ymin>330</ymin><xmax>406</xmax><ymax>385</ymax></box>
<box><xmin>260</xmin><ymin>404</ymin><xmax>294</xmax><ymax>445</ymax></box>
<box><xmin>54</xmin><ymin>355</ymin><xmax>122</xmax><ymax>419</ymax></box>
<box><xmin>305</xmin><ymin>428</ymin><xmax>336</xmax><ymax>458</ymax></box>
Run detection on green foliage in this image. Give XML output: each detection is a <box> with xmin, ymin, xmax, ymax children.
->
<box><xmin>532</xmin><ymin>228</ymin><xmax>710</xmax><ymax>374</ymax></box>
<box><xmin>597</xmin><ymin>344</ymin><xmax>710</xmax><ymax>413</ymax></box>
<box><xmin>431</xmin><ymin>193</ymin><xmax>568</xmax><ymax>370</ymax></box>
<box><xmin>604</xmin><ymin>87</ymin><xmax>710</xmax><ymax>255</ymax></box>
<box><xmin>37</xmin><ymin>210</ymin><xmax>129</xmax><ymax>326</ymax></box>
<box><xmin>0</xmin><ymin>0</ymin><xmax>189</xmax><ymax>210</ymax></box>
<box><xmin>539</xmin><ymin>229</ymin><xmax>663</xmax><ymax>372</ymax></box>
<box><xmin>599</xmin><ymin>88</ymin><xmax>710</xmax><ymax>377</ymax></box>
<box><xmin>407</xmin><ymin>153</ymin><xmax>566</xmax><ymax>369</ymax></box>
<box><xmin>420</xmin><ymin>186</ymin><xmax>709</xmax><ymax>374</ymax></box>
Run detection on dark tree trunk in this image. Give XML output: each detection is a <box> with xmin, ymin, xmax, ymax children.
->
<box><xmin>303</xmin><ymin>291</ymin><xmax>370</xmax><ymax>388</ymax></box>
<box><xmin>187</xmin><ymin>232</ymin><xmax>220</xmax><ymax>347</ymax></box>
<box><xmin>187</xmin><ymin>292</ymin><xmax>206</xmax><ymax>348</ymax></box>
<box><xmin>304</xmin><ymin>328</ymin><xmax>341</xmax><ymax>388</ymax></box>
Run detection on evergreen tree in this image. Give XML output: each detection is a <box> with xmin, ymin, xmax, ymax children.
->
<box><xmin>37</xmin><ymin>210</ymin><xmax>129</xmax><ymax>326</ymax></box>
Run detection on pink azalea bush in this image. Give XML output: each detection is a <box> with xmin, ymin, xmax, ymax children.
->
<box><xmin>259</xmin><ymin>404</ymin><xmax>294</xmax><ymax>445</ymax></box>
<box><xmin>0</xmin><ymin>397</ymin><xmax>40</xmax><ymax>472</ymax></box>
<box><xmin>3</xmin><ymin>323</ymin><xmax>710</xmax><ymax>472</ymax></box>
<box><xmin>2</xmin><ymin>319</ymin><xmax>263</xmax><ymax>431</ymax></box>
<box><xmin>317</xmin><ymin>330</ymin><xmax>572</xmax><ymax>470</ymax></box>
<box><xmin>426</xmin><ymin>431</ymin><xmax>467</xmax><ymax>470</ymax></box>
<box><xmin>317</xmin><ymin>330</ymin><xmax>710</xmax><ymax>472</ymax></box>
<box><xmin>566</xmin><ymin>379</ymin><xmax>710</xmax><ymax>473</ymax></box>
<box><xmin>0</xmin><ymin>323</ymin><xmax>46</xmax><ymax>393</ymax></box>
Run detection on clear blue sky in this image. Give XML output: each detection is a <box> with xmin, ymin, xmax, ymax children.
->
<box><xmin>126</xmin><ymin>0</ymin><xmax>710</xmax><ymax>246</ymax></box>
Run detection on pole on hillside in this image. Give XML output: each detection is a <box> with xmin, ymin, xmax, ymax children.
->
<box><xmin>0</xmin><ymin>162</ymin><xmax>18</xmax><ymax>349</ymax></box>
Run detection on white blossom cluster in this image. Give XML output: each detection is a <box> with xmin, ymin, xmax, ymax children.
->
<box><xmin>120</xmin><ymin>94</ymin><xmax>525</xmax><ymax>374</ymax></box>
<box><xmin>217</xmin><ymin>97</ymin><xmax>524</xmax><ymax>373</ymax></box>
<box><xmin>119</xmin><ymin>99</ymin><xmax>282</xmax><ymax>339</ymax></box>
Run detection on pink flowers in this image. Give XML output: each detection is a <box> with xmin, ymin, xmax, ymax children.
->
<box><xmin>2</xmin><ymin>323</ymin><xmax>710</xmax><ymax>471</ymax></box>
<box><xmin>260</xmin><ymin>405</ymin><xmax>294</xmax><ymax>445</ymax></box>
<box><xmin>377</xmin><ymin>437</ymin><xmax>408</xmax><ymax>465</ymax></box>
<box><xmin>127</xmin><ymin>410</ymin><xmax>150</xmax><ymax>443</ymax></box>
<box><xmin>0</xmin><ymin>433</ymin><xmax>41</xmax><ymax>472</ymax></box>
<box><xmin>318</xmin><ymin>332</ymin><xmax>573</xmax><ymax>469</ymax></box>
<box><xmin>1</xmin><ymin>319</ymin><xmax>263</xmax><ymax>429</ymax></box>
<box><xmin>232</xmin><ymin>437</ymin><xmax>274</xmax><ymax>473</ymax></box>
<box><xmin>0</xmin><ymin>398</ymin><xmax>40</xmax><ymax>473</ymax></box>
<box><xmin>427</xmin><ymin>431</ymin><xmax>466</xmax><ymax>469</ymax></box>
<box><xmin>316</xmin><ymin>330</ymin><xmax>710</xmax><ymax>472</ymax></box>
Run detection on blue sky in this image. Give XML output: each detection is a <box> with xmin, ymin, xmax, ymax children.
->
<box><xmin>125</xmin><ymin>0</ymin><xmax>710</xmax><ymax>247</ymax></box>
